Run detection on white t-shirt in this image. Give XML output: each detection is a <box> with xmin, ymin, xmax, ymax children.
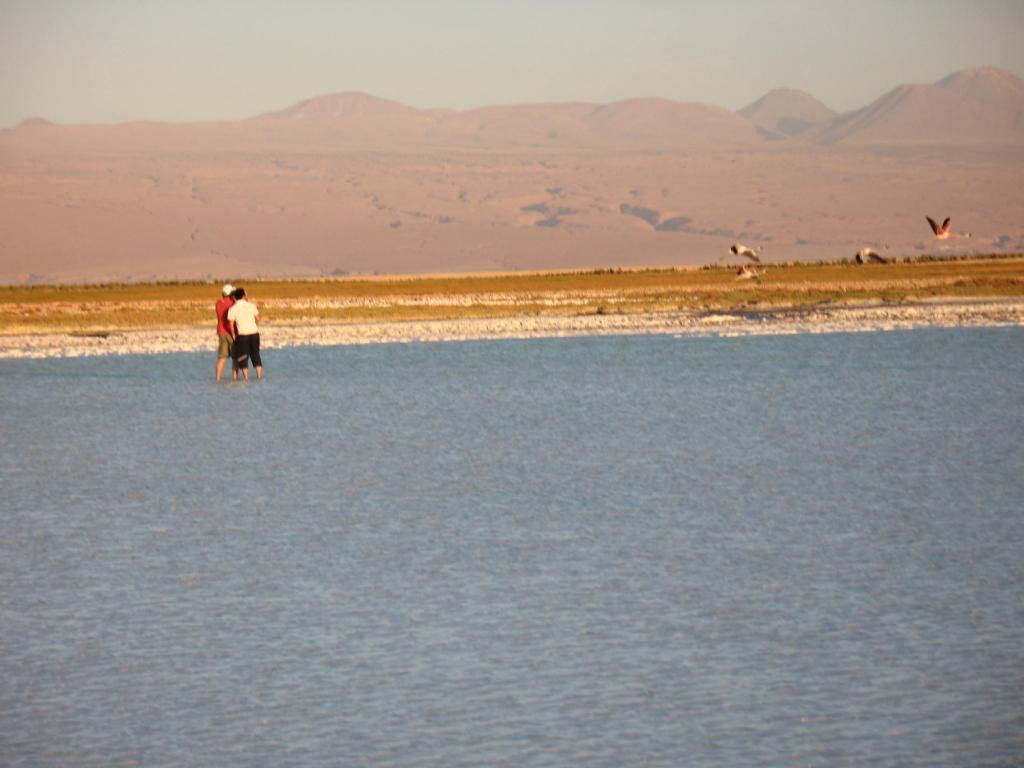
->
<box><xmin>227</xmin><ymin>298</ymin><xmax>260</xmax><ymax>335</ymax></box>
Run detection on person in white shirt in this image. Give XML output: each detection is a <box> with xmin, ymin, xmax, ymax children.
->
<box><xmin>226</xmin><ymin>288</ymin><xmax>263</xmax><ymax>381</ymax></box>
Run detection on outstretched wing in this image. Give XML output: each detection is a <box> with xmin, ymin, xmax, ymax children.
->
<box><xmin>731</xmin><ymin>243</ymin><xmax>760</xmax><ymax>262</ymax></box>
<box><xmin>941</xmin><ymin>217</ymin><xmax>951</xmax><ymax>233</ymax></box>
<box><xmin>926</xmin><ymin>216</ymin><xmax>940</xmax><ymax>235</ymax></box>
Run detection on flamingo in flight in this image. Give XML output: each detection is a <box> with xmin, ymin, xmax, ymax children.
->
<box><xmin>927</xmin><ymin>216</ymin><xmax>971</xmax><ymax>240</ymax></box>
<box><xmin>729</xmin><ymin>243</ymin><xmax>761</xmax><ymax>262</ymax></box>
<box><xmin>855</xmin><ymin>247</ymin><xmax>890</xmax><ymax>265</ymax></box>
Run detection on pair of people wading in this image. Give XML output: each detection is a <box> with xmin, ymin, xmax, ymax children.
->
<box><xmin>215</xmin><ymin>284</ymin><xmax>263</xmax><ymax>381</ymax></box>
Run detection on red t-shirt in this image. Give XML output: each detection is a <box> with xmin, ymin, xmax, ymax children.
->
<box><xmin>215</xmin><ymin>296</ymin><xmax>235</xmax><ymax>336</ymax></box>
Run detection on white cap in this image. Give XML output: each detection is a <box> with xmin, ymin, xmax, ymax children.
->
<box><xmin>222</xmin><ymin>283</ymin><xmax>235</xmax><ymax>296</ymax></box>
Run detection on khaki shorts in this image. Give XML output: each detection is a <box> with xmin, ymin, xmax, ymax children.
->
<box><xmin>217</xmin><ymin>335</ymin><xmax>233</xmax><ymax>359</ymax></box>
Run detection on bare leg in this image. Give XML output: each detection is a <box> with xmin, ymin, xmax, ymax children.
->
<box><xmin>240</xmin><ymin>367</ymin><xmax>250</xmax><ymax>381</ymax></box>
<box><xmin>255</xmin><ymin>365</ymin><xmax>263</xmax><ymax>381</ymax></box>
<box><xmin>216</xmin><ymin>357</ymin><xmax>227</xmax><ymax>382</ymax></box>
<box><xmin>232</xmin><ymin>360</ymin><xmax>239</xmax><ymax>381</ymax></box>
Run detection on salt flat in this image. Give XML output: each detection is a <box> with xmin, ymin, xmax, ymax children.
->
<box><xmin>3</xmin><ymin>297</ymin><xmax>1022</xmax><ymax>360</ymax></box>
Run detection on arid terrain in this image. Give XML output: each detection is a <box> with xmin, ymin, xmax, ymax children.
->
<box><xmin>2</xmin><ymin>256</ymin><xmax>1022</xmax><ymax>358</ymax></box>
<box><xmin>2</xmin><ymin>67</ymin><xmax>1023</xmax><ymax>285</ymax></box>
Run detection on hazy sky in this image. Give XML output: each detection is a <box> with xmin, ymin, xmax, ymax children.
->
<box><xmin>2</xmin><ymin>0</ymin><xmax>1022</xmax><ymax>127</ymax></box>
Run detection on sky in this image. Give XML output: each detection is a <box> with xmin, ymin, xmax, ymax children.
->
<box><xmin>2</xmin><ymin>0</ymin><xmax>1023</xmax><ymax>128</ymax></box>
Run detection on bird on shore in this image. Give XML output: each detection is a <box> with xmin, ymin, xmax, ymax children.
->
<box><xmin>927</xmin><ymin>216</ymin><xmax>971</xmax><ymax>240</ymax></box>
<box><xmin>854</xmin><ymin>247</ymin><xmax>891</xmax><ymax>265</ymax></box>
<box><xmin>735</xmin><ymin>264</ymin><xmax>761</xmax><ymax>280</ymax></box>
<box><xmin>729</xmin><ymin>243</ymin><xmax>761</xmax><ymax>262</ymax></box>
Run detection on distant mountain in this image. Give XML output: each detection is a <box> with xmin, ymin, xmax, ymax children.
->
<box><xmin>255</xmin><ymin>91</ymin><xmax>420</xmax><ymax>120</ymax></box>
<box><xmin>11</xmin><ymin>67</ymin><xmax>1022</xmax><ymax>148</ymax></box>
<box><xmin>939</xmin><ymin>65</ymin><xmax>1024</xmax><ymax>103</ymax></box>
<box><xmin>16</xmin><ymin>117</ymin><xmax>54</xmax><ymax>129</ymax></box>
<box><xmin>251</xmin><ymin>93</ymin><xmax>762</xmax><ymax>147</ymax></box>
<box><xmin>585</xmin><ymin>98</ymin><xmax>760</xmax><ymax>145</ymax></box>
<box><xmin>2</xmin><ymin>65</ymin><xmax>1022</xmax><ymax>284</ymax></box>
<box><xmin>812</xmin><ymin>66</ymin><xmax>1024</xmax><ymax>145</ymax></box>
<box><xmin>737</xmin><ymin>88</ymin><xmax>836</xmax><ymax>140</ymax></box>
<box><xmin>253</xmin><ymin>69</ymin><xmax>1024</xmax><ymax>148</ymax></box>
<box><xmin>435</xmin><ymin>102</ymin><xmax>596</xmax><ymax>144</ymax></box>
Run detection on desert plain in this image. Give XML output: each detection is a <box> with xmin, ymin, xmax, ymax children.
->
<box><xmin>2</xmin><ymin>66</ymin><xmax>1024</xmax><ymax>357</ymax></box>
<box><xmin>2</xmin><ymin>67</ymin><xmax>1023</xmax><ymax>285</ymax></box>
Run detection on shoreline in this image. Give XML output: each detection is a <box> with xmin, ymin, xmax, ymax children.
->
<box><xmin>2</xmin><ymin>297</ymin><xmax>1022</xmax><ymax>359</ymax></box>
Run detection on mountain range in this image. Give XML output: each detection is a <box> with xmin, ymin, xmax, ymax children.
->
<box><xmin>1</xmin><ymin>67</ymin><xmax>1022</xmax><ymax>283</ymax></box>
<box><xmin>252</xmin><ymin>65</ymin><xmax>1024</xmax><ymax>148</ymax></box>
<box><xmin>241</xmin><ymin>66</ymin><xmax>1024</xmax><ymax>147</ymax></box>
<box><xmin>11</xmin><ymin>65</ymin><xmax>1023</xmax><ymax>148</ymax></box>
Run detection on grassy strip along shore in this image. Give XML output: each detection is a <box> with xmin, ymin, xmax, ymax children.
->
<box><xmin>2</xmin><ymin>255</ymin><xmax>1023</xmax><ymax>335</ymax></box>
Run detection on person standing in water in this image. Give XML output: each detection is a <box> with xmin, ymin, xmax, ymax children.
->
<box><xmin>227</xmin><ymin>287</ymin><xmax>263</xmax><ymax>381</ymax></box>
<box><xmin>215</xmin><ymin>283</ymin><xmax>238</xmax><ymax>382</ymax></box>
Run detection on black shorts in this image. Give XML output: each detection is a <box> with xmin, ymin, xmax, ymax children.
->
<box><xmin>232</xmin><ymin>333</ymin><xmax>261</xmax><ymax>367</ymax></box>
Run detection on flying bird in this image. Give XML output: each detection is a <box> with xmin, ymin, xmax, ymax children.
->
<box><xmin>729</xmin><ymin>243</ymin><xmax>760</xmax><ymax>262</ymax></box>
<box><xmin>927</xmin><ymin>216</ymin><xmax>971</xmax><ymax>240</ymax></box>
<box><xmin>855</xmin><ymin>247</ymin><xmax>890</xmax><ymax>265</ymax></box>
<box><xmin>927</xmin><ymin>216</ymin><xmax>951</xmax><ymax>239</ymax></box>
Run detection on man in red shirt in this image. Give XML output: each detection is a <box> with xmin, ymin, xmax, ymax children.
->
<box><xmin>215</xmin><ymin>283</ymin><xmax>238</xmax><ymax>382</ymax></box>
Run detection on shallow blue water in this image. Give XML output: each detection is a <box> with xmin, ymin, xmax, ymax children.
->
<box><xmin>2</xmin><ymin>328</ymin><xmax>1023</xmax><ymax>767</ymax></box>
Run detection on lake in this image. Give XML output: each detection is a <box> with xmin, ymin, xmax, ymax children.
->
<box><xmin>2</xmin><ymin>328</ymin><xmax>1022</xmax><ymax>767</ymax></box>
